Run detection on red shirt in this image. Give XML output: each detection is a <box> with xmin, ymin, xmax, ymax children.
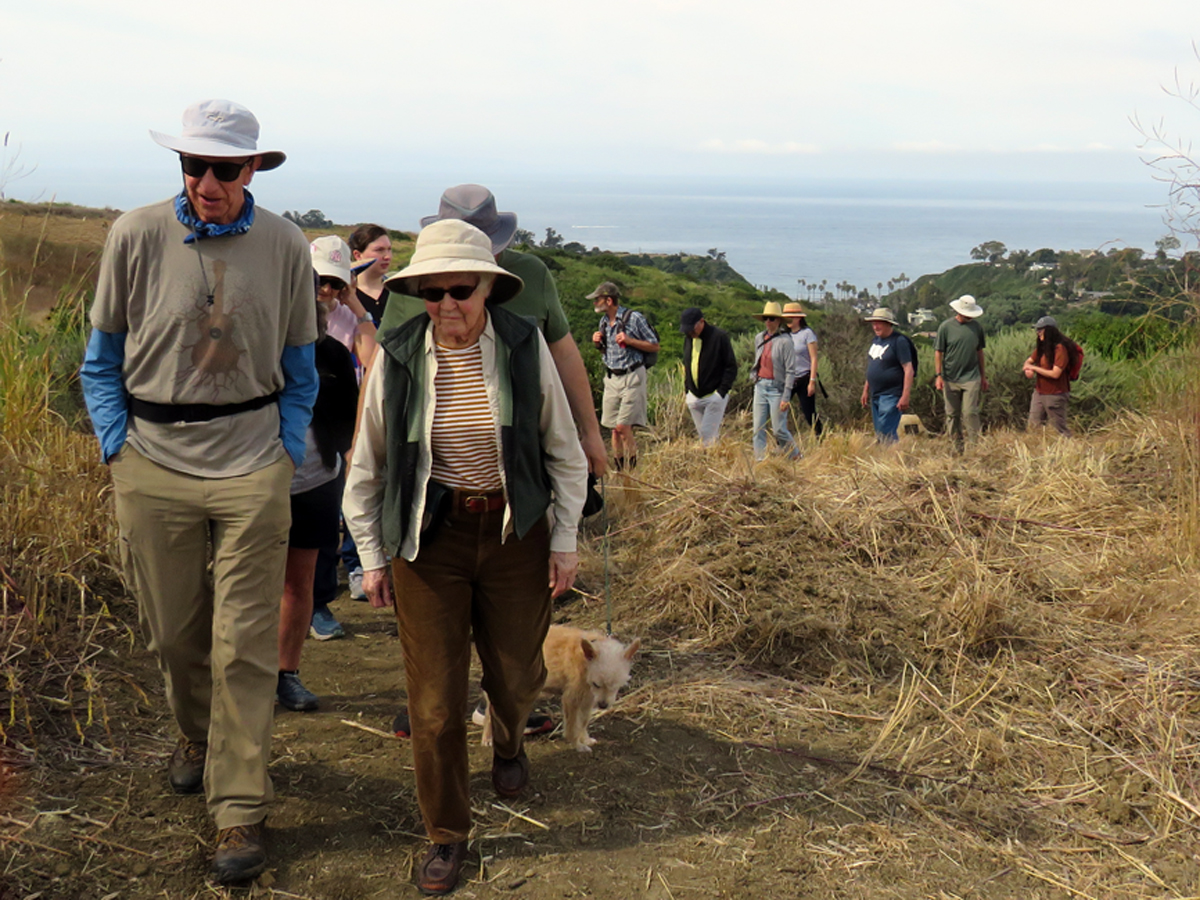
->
<box><xmin>1028</xmin><ymin>343</ymin><xmax>1070</xmax><ymax>395</ymax></box>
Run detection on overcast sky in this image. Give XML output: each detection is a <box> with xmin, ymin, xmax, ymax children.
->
<box><xmin>2</xmin><ymin>0</ymin><xmax>1198</xmax><ymax>210</ymax></box>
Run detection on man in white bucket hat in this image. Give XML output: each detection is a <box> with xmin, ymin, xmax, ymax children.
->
<box><xmin>80</xmin><ymin>99</ymin><xmax>318</xmax><ymax>885</ymax></box>
<box><xmin>934</xmin><ymin>294</ymin><xmax>988</xmax><ymax>449</ymax></box>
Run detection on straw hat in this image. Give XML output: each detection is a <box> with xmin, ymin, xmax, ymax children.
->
<box><xmin>150</xmin><ymin>99</ymin><xmax>285</xmax><ymax>171</ymax></box>
<box><xmin>782</xmin><ymin>302</ymin><xmax>807</xmax><ymax>319</ymax></box>
<box><xmin>950</xmin><ymin>295</ymin><xmax>984</xmax><ymax>318</ymax></box>
<box><xmin>863</xmin><ymin>307</ymin><xmax>900</xmax><ymax>326</ymax></box>
<box><xmin>383</xmin><ymin>220</ymin><xmax>523</xmax><ymax>303</ymax></box>
<box><xmin>753</xmin><ymin>301</ymin><xmax>786</xmax><ymax>320</ymax></box>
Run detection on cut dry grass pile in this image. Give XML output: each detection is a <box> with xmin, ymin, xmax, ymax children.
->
<box><xmin>578</xmin><ymin>417</ymin><xmax>1200</xmax><ymax>897</ymax></box>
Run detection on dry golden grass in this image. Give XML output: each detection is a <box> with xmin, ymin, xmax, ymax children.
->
<box><xmin>572</xmin><ymin>411</ymin><xmax>1200</xmax><ymax>897</ymax></box>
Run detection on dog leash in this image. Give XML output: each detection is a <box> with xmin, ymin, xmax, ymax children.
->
<box><xmin>600</xmin><ymin>474</ymin><xmax>613</xmax><ymax>637</ymax></box>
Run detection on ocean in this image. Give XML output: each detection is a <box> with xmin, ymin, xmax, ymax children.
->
<box><xmin>43</xmin><ymin>171</ymin><xmax>1172</xmax><ymax>295</ymax></box>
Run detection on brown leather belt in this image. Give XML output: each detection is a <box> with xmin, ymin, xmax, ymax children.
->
<box><xmin>452</xmin><ymin>489</ymin><xmax>505</xmax><ymax>514</ymax></box>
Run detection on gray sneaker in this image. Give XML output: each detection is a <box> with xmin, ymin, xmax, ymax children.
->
<box><xmin>348</xmin><ymin>566</ymin><xmax>366</xmax><ymax>601</ymax></box>
<box><xmin>276</xmin><ymin>672</ymin><xmax>319</xmax><ymax>712</ymax></box>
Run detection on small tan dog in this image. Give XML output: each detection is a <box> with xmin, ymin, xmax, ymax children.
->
<box><xmin>480</xmin><ymin>625</ymin><xmax>641</xmax><ymax>752</ymax></box>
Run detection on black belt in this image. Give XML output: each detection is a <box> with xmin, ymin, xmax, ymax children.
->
<box><xmin>606</xmin><ymin>363</ymin><xmax>644</xmax><ymax>377</ymax></box>
<box><xmin>129</xmin><ymin>392</ymin><xmax>280</xmax><ymax>424</ymax></box>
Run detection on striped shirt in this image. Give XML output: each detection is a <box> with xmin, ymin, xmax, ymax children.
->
<box><xmin>429</xmin><ymin>342</ymin><xmax>502</xmax><ymax>491</ymax></box>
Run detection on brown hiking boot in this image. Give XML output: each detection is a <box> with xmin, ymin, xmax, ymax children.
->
<box><xmin>491</xmin><ymin>750</ymin><xmax>530</xmax><ymax>798</ymax></box>
<box><xmin>417</xmin><ymin>841</ymin><xmax>467</xmax><ymax>895</ymax></box>
<box><xmin>167</xmin><ymin>737</ymin><xmax>206</xmax><ymax>794</ymax></box>
<box><xmin>212</xmin><ymin>821</ymin><xmax>267</xmax><ymax>885</ymax></box>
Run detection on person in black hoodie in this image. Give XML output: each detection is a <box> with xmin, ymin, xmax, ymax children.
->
<box><xmin>680</xmin><ymin>308</ymin><xmax>738</xmax><ymax>446</ymax></box>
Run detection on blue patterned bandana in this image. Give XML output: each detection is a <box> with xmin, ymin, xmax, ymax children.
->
<box><xmin>175</xmin><ymin>188</ymin><xmax>256</xmax><ymax>243</ymax></box>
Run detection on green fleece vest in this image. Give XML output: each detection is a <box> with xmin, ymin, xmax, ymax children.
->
<box><xmin>379</xmin><ymin>304</ymin><xmax>551</xmax><ymax>556</ymax></box>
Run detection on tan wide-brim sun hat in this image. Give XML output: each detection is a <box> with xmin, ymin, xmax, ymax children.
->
<box><xmin>863</xmin><ymin>307</ymin><xmax>900</xmax><ymax>326</ymax></box>
<box><xmin>384</xmin><ymin>220</ymin><xmax>523</xmax><ymax>304</ymax></box>
<box><xmin>782</xmin><ymin>301</ymin><xmax>807</xmax><ymax>319</ymax></box>
<box><xmin>949</xmin><ymin>294</ymin><xmax>984</xmax><ymax>318</ymax></box>
<box><xmin>752</xmin><ymin>301</ymin><xmax>786</xmax><ymax>320</ymax></box>
<box><xmin>150</xmin><ymin>99</ymin><xmax>286</xmax><ymax>171</ymax></box>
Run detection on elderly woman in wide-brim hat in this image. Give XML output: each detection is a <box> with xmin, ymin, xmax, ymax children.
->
<box><xmin>343</xmin><ymin>219</ymin><xmax>586</xmax><ymax>895</ymax></box>
<box><xmin>750</xmin><ymin>301</ymin><xmax>800</xmax><ymax>460</ymax></box>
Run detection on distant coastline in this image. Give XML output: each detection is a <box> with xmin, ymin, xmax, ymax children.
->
<box><xmin>12</xmin><ymin>175</ymin><xmax>1170</xmax><ymax>296</ymax></box>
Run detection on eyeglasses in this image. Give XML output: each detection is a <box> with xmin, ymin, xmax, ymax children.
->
<box><xmin>418</xmin><ymin>284</ymin><xmax>478</xmax><ymax>303</ymax></box>
<box><xmin>318</xmin><ymin>276</ymin><xmax>347</xmax><ymax>292</ymax></box>
<box><xmin>180</xmin><ymin>156</ymin><xmax>251</xmax><ymax>182</ymax></box>
<box><xmin>762</xmin><ymin>316</ymin><xmax>779</xmax><ymax>322</ymax></box>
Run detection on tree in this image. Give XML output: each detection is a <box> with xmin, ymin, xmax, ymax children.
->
<box><xmin>707</xmin><ymin>247</ymin><xmax>727</xmax><ymax>262</ymax></box>
<box><xmin>970</xmin><ymin>240</ymin><xmax>1007</xmax><ymax>264</ymax></box>
<box><xmin>512</xmin><ymin>228</ymin><xmax>536</xmax><ymax>246</ymax></box>
<box><xmin>1155</xmin><ymin>234</ymin><xmax>1181</xmax><ymax>262</ymax></box>
<box><xmin>542</xmin><ymin>227</ymin><xmax>564</xmax><ymax>249</ymax></box>
<box><xmin>283</xmin><ymin>209</ymin><xmax>334</xmax><ymax>228</ymax></box>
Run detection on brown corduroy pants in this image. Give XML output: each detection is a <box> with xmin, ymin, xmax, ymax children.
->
<box><xmin>392</xmin><ymin>507</ymin><xmax>551</xmax><ymax>844</ymax></box>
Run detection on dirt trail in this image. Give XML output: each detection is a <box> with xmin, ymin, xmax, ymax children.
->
<box><xmin>7</xmin><ymin>585</ymin><xmax>1046</xmax><ymax>900</ymax></box>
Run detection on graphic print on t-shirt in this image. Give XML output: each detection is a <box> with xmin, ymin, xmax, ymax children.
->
<box><xmin>868</xmin><ymin>342</ymin><xmax>890</xmax><ymax>360</ymax></box>
<box><xmin>178</xmin><ymin>258</ymin><xmax>247</xmax><ymax>398</ymax></box>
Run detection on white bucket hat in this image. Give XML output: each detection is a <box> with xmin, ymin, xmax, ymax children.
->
<box><xmin>310</xmin><ymin>236</ymin><xmax>354</xmax><ymax>284</ymax></box>
<box><xmin>150</xmin><ymin>99</ymin><xmax>286</xmax><ymax>171</ymax></box>
<box><xmin>949</xmin><ymin>294</ymin><xmax>984</xmax><ymax>318</ymax></box>
<box><xmin>384</xmin><ymin>220</ymin><xmax>523</xmax><ymax>303</ymax></box>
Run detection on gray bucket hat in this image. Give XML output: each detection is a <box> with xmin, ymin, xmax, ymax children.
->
<box><xmin>420</xmin><ymin>184</ymin><xmax>518</xmax><ymax>255</ymax></box>
<box><xmin>1034</xmin><ymin>316</ymin><xmax>1058</xmax><ymax>329</ymax></box>
<box><xmin>150</xmin><ymin>99</ymin><xmax>286</xmax><ymax>171</ymax></box>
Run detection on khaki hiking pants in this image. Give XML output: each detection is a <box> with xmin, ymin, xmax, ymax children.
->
<box><xmin>111</xmin><ymin>446</ymin><xmax>292</xmax><ymax>829</ymax></box>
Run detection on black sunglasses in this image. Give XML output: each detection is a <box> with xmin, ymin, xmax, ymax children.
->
<box><xmin>318</xmin><ymin>276</ymin><xmax>347</xmax><ymax>292</ymax></box>
<box><xmin>417</xmin><ymin>284</ymin><xmax>478</xmax><ymax>303</ymax></box>
<box><xmin>762</xmin><ymin>316</ymin><xmax>779</xmax><ymax>322</ymax></box>
<box><xmin>180</xmin><ymin>156</ymin><xmax>251</xmax><ymax>182</ymax></box>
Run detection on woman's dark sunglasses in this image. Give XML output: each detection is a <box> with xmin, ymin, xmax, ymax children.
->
<box><xmin>762</xmin><ymin>316</ymin><xmax>779</xmax><ymax>322</ymax></box>
<box><xmin>180</xmin><ymin>156</ymin><xmax>251</xmax><ymax>182</ymax></box>
<box><xmin>318</xmin><ymin>276</ymin><xmax>347</xmax><ymax>291</ymax></box>
<box><xmin>418</xmin><ymin>285</ymin><xmax>478</xmax><ymax>303</ymax></box>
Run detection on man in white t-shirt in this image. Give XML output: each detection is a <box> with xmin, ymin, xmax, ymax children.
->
<box><xmin>80</xmin><ymin>100</ymin><xmax>318</xmax><ymax>886</ymax></box>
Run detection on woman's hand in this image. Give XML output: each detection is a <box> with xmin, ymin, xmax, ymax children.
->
<box><xmin>362</xmin><ymin>566</ymin><xmax>394</xmax><ymax>610</ymax></box>
<box><xmin>548</xmin><ymin>551</ymin><xmax>579</xmax><ymax>599</ymax></box>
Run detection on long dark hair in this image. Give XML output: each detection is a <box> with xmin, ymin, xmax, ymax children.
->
<box><xmin>1036</xmin><ymin>323</ymin><xmax>1078</xmax><ymax>373</ymax></box>
<box><xmin>348</xmin><ymin>223</ymin><xmax>388</xmax><ymax>254</ymax></box>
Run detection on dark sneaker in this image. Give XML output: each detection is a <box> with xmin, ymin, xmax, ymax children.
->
<box><xmin>492</xmin><ymin>750</ymin><xmax>529</xmax><ymax>799</ymax></box>
<box><xmin>392</xmin><ymin>710</ymin><xmax>412</xmax><ymax>738</ymax></box>
<box><xmin>276</xmin><ymin>672</ymin><xmax>319</xmax><ymax>712</ymax></box>
<box><xmin>212</xmin><ymin>821</ymin><xmax>267</xmax><ymax>885</ymax></box>
<box><xmin>167</xmin><ymin>737</ymin><xmax>206</xmax><ymax>794</ymax></box>
<box><xmin>417</xmin><ymin>841</ymin><xmax>467</xmax><ymax>896</ymax></box>
<box><xmin>309</xmin><ymin>607</ymin><xmax>345</xmax><ymax>640</ymax></box>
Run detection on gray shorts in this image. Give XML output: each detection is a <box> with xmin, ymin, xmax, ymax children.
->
<box><xmin>601</xmin><ymin>366</ymin><xmax>648</xmax><ymax>428</ymax></box>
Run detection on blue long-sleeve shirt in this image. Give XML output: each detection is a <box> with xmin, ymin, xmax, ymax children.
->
<box><xmin>80</xmin><ymin>328</ymin><xmax>318</xmax><ymax>468</ymax></box>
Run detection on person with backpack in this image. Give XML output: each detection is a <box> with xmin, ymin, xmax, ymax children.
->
<box><xmin>1024</xmin><ymin>316</ymin><xmax>1080</xmax><ymax>436</ymax></box>
<box><xmin>861</xmin><ymin>308</ymin><xmax>914</xmax><ymax>443</ymax></box>
<box><xmin>934</xmin><ymin>295</ymin><xmax>988</xmax><ymax>450</ymax></box>
<box><xmin>750</xmin><ymin>301</ymin><xmax>800</xmax><ymax>461</ymax></box>
<box><xmin>590</xmin><ymin>282</ymin><xmax>660</xmax><ymax>471</ymax></box>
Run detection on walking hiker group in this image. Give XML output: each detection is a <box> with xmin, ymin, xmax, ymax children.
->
<box><xmin>79</xmin><ymin>97</ymin><xmax>1086</xmax><ymax>895</ymax></box>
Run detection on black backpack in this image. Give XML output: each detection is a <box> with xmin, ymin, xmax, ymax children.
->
<box><xmin>898</xmin><ymin>332</ymin><xmax>918</xmax><ymax>380</ymax></box>
<box><xmin>599</xmin><ymin>309</ymin><xmax>660</xmax><ymax>368</ymax></box>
